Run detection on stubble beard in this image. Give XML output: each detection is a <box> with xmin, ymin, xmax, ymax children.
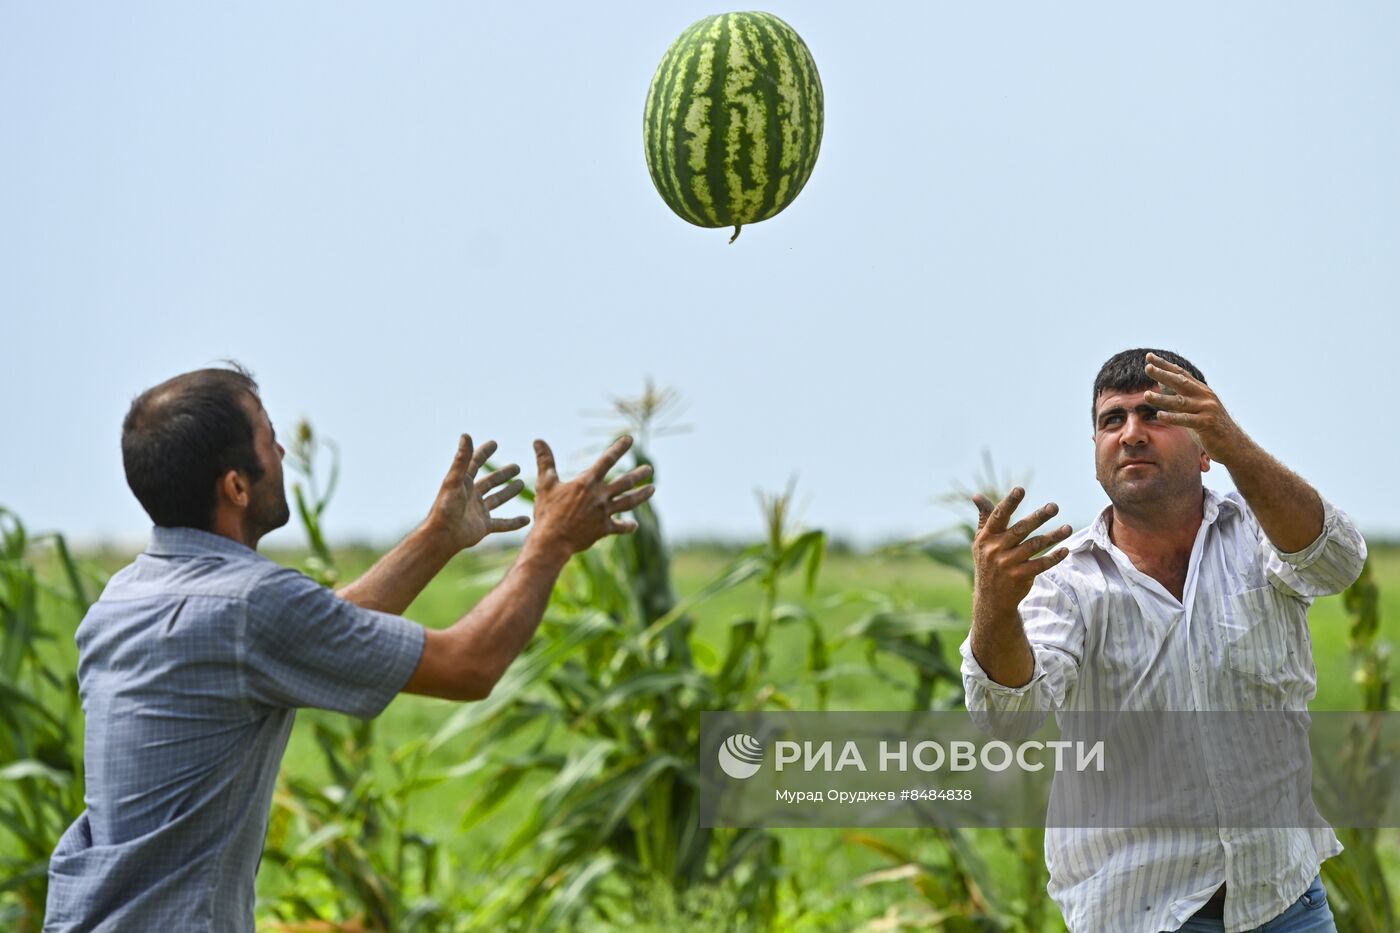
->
<box><xmin>248</xmin><ymin>480</ymin><xmax>292</xmax><ymax>539</ymax></box>
<box><xmin>1098</xmin><ymin>460</ymin><xmax>1201</xmax><ymax>519</ymax></box>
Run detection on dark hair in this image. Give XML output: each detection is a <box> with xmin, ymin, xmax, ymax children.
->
<box><xmin>121</xmin><ymin>364</ymin><xmax>265</xmax><ymax>530</ymax></box>
<box><xmin>1091</xmin><ymin>348</ymin><xmax>1206</xmax><ymax>425</ymax></box>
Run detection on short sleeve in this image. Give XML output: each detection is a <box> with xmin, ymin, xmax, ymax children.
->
<box><xmin>243</xmin><ymin>567</ymin><xmax>426</xmax><ymax>718</ymax></box>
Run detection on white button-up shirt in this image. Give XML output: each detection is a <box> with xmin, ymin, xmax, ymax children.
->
<box><xmin>959</xmin><ymin>487</ymin><xmax>1366</xmax><ymax>933</ymax></box>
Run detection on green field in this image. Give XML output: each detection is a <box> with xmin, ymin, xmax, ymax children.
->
<box><xmin>6</xmin><ymin>540</ymin><xmax>1399</xmax><ymax>930</ymax></box>
<box><xmin>278</xmin><ymin>544</ymin><xmax>1400</xmax><ymax>928</ymax></box>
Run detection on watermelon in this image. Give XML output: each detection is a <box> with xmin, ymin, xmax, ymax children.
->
<box><xmin>644</xmin><ymin>11</ymin><xmax>824</xmax><ymax>243</ymax></box>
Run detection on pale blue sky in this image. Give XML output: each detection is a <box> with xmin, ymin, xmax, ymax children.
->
<box><xmin>4</xmin><ymin>2</ymin><xmax>1397</xmax><ymax>549</ymax></box>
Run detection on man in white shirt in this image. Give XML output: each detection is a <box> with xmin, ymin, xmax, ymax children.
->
<box><xmin>959</xmin><ymin>348</ymin><xmax>1365</xmax><ymax>933</ymax></box>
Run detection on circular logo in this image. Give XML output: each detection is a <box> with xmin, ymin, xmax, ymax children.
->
<box><xmin>718</xmin><ymin>733</ymin><xmax>764</xmax><ymax>779</ymax></box>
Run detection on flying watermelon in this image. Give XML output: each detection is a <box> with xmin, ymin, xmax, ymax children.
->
<box><xmin>644</xmin><ymin>12</ymin><xmax>824</xmax><ymax>243</ymax></box>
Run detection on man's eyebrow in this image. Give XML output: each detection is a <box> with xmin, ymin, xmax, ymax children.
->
<box><xmin>1097</xmin><ymin>402</ymin><xmax>1159</xmax><ymax>423</ymax></box>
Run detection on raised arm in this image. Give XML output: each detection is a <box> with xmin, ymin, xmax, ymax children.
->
<box><xmin>1143</xmin><ymin>353</ymin><xmax>1323</xmax><ymax>553</ymax></box>
<box><xmin>967</xmin><ymin>487</ymin><xmax>1073</xmax><ymax>688</ymax></box>
<box><xmin>402</xmin><ymin>435</ymin><xmax>654</xmax><ymax>701</ymax></box>
<box><xmin>337</xmin><ymin>435</ymin><xmax>528</xmax><ymax>615</ymax></box>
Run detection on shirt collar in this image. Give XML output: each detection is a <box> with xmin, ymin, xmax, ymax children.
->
<box><xmin>146</xmin><ymin>525</ymin><xmax>258</xmax><ymax>559</ymax></box>
<box><xmin>1079</xmin><ymin>486</ymin><xmax>1239</xmax><ymax>554</ymax></box>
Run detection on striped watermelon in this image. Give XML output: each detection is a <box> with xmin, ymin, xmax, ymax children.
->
<box><xmin>644</xmin><ymin>12</ymin><xmax>824</xmax><ymax>243</ymax></box>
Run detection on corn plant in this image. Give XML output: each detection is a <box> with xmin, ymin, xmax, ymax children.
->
<box><xmin>433</xmin><ymin>450</ymin><xmax>792</xmax><ymax>929</ymax></box>
<box><xmin>263</xmin><ymin>714</ymin><xmax>451</xmax><ymax>931</ymax></box>
<box><xmin>262</xmin><ymin>422</ymin><xmax>451</xmax><ymax>931</ymax></box>
<box><xmin>0</xmin><ymin>508</ymin><xmax>93</xmax><ymax>931</ymax></box>
<box><xmin>845</xmin><ymin>460</ymin><xmax>1054</xmax><ymax>932</ymax></box>
<box><xmin>430</xmin><ymin>386</ymin><xmax>968</xmax><ymax>930</ymax></box>
<box><xmin>1316</xmin><ymin>560</ymin><xmax>1396</xmax><ymax>933</ymax></box>
<box><xmin>289</xmin><ymin>419</ymin><xmax>340</xmax><ymax>589</ymax></box>
<box><xmin>257</xmin><ymin>407</ymin><xmax>1057</xmax><ymax>928</ymax></box>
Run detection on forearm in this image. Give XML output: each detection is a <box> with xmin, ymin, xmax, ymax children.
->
<box><xmin>441</xmin><ymin>535</ymin><xmax>572</xmax><ymax>696</ymax></box>
<box><xmin>337</xmin><ymin>524</ymin><xmax>455</xmax><ymax>615</ymax></box>
<box><xmin>1223</xmin><ymin>440</ymin><xmax>1324</xmax><ymax>553</ymax></box>
<box><xmin>968</xmin><ymin>595</ymin><xmax>1035</xmax><ymax>688</ymax></box>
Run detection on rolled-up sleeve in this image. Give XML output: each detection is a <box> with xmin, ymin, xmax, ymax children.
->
<box><xmin>960</xmin><ymin>572</ymin><xmax>1083</xmax><ymax>734</ymax></box>
<box><xmin>242</xmin><ymin>566</ymin><xmax>426</xmax><ymax>719</ymax></box>
<box><xmin>1262</xmin><ymin>496</ymin><xmax>1367</xmax><ymax>598</ymax></box>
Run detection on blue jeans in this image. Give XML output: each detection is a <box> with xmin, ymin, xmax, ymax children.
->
<box><xmin>1174</xmin><ymin>875</ymin><xmax>1335</xmax><ymax>932</ymax></box>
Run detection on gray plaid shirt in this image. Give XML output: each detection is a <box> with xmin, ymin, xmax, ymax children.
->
<box><xmin>44</xmin><ymin>527</ymin><xmax>425</xmax><ymax>932</ymax></box>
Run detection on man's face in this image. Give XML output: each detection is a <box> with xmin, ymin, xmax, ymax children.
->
<box><xmin>241</xmin><ymin>394</ymin><xmax>290</xmax><ymax>536</ymax></box>
<box><xmin>1093</xmin><ymin>387</ymin><xmax>1209</xmax><ymax>511</ymax></box>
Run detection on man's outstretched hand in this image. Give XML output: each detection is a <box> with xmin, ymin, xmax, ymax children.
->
<box><xmin>966</xmin><ymin>487</ymin><xmax>1074</xmax><ymax>688</ymax></box>
<box><xmin>401</xmin><ymin>436</ymin><xmax>655</xmax><ymax>702</ymax></box>
<box><xmin>427</xmin><ymin>435</ymin><xmax>530</xmax><ymax>553</ymax></box>
<box><xmin>529</xmin><ymin>435</ymin><xmax>655</xmax><ymax>558</ymax></box>
<box><xmin>971</xmin><ymin>487</ymin><xmax>1073</xmax><ymax>613</ymax></box>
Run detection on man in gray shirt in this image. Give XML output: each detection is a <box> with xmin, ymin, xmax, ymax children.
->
<box><xmin>44</xmin><ymin>364</ymin><xmax>654</xmax><ymax>931</ymax></box>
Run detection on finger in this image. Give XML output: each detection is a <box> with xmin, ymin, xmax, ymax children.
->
<box><xmin>582</xmin><ymin>435</ymin><xmax>634</xmax><ymax>483</ymax></box>
<box><xmin>484</xmin><ymin>479</ymin><xmax>525</xmax><ymax>510</ymax></box>
<box><xmin>1011</xmin><ymin>524</ymin><xmax>1074</xmax><ymax>561</ymax></box>
<box><xmin>1142</xmin><ymin>390</ymin><xmax>1199</xmax><ymax>412</ymax></box>
<box><xmin>1144</xmin><ymin>359</ymin><xmax>1201</xmax><ymax>395</ymax></box>
<box><xmin>1154</xmin><ymin>410</ymin><xmax>1207</xmax><ymax>428</ymax></box>
<box><xmin>604</xmin><ymin>464</ymin><xmax>653</xmax><ymax>497</ymax></box>
<box><xmin>466</xmin><ymin>439</ymin><xmax>497</xmax><ymax>479</ymax></box>
<box><xmin>534</xmin><ymin>439</ymin><xmax>559</xmax><ymax>489</ymax></box>
<box><xmin>447</xmin><ymin>434</ymin><xmax>474</xmax><ymax>482</ymax></box>
<box><xmin>985</xmin><ymin>487</ymin><xmax>1025</xmax><ymax>534</ymax></box>
<box><xmin>972</xmin><ymin>494</ymin><xmax>995</xmax><ymax>529</ymax></box>
<box><xmin>490</xmin><ymin>515</ymin><xmax>530</xmax><ymax>533</ymax></box>
<box><xmin>606</xmin><ymin>485</ymin><xmax>655</xmax><ymax>515</ymax></box>
<box><xmin>1005</xmin><ymin>502</ymin><xmax>1061</xmax><ymax>545</ymax></box>
<box><xmin>474</xmin><ymin>463</ymin><xmax>521</xmax><ymax>495</ymax></box>
<box><xmin>1143</xmin><ymin>352</ymin><xmax>1190</xmax><ymax>377</ymax></box>
<box><xmin>1023</xmin><ymin>548</ymin><xmax>1071</xmax><ymax>576</ymax></box>
<box><xmin>605</xmin><ymin>517</ymin><xmax>639</xmax><ymax>535</ymax></box>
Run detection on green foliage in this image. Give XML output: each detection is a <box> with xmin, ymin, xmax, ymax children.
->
<box><xmin>846</xmin><ymin>459</ymin><xmax>1053</xmax><ymax>932</ymax></box>
<box><xmin>263</xmin><ymin>422</ymin><xmax>456</xmax><ymax>931</ymax></box>
<box><xmin>262</xmin><ymin>714</ymin><xmax>452</xmax><ymax>931</ymax></box>
<box><xmin>845</xmin><ymin>829</ymin><xmax>1054</xmax><ymax>933</ymax></box>
<box><xmin>1319</xmin><ymin>559</ymin><xmax>1397</xmax><ymax>933</ymax></box>
<box><xmin>4</xmin><ymin>431</ymin><xmax>1395</xmax><ymax>931</ymax></box>
<box><xmin>434</xmin><ymin>389</ymin><xmax>967</xmax><ymax>928</ymax></box>
<box><xmin>289</xmin><ymin>418</ymin><xmax>341</xmax><ymax>589</ymax></box>
<box><xmin>450</xmin><ymin>458</ymin><xmax>814</xmax><ymax>928</ymax></box>
<box><xmin>0</xmin><ymin>508</ymin><xmax>93</xmax><ymax>932</ymax></box>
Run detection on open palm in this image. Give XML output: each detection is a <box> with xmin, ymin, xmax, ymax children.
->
<box><xmin>429</xmin><ymin>435</ymin><xmax>529</xmax><ymax>552</ymax></box>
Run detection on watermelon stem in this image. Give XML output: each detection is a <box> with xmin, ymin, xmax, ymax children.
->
<box><xmin>729</xmin><ymin>224</ymin><xmax>742</xmax><ymax>244</ymax></box>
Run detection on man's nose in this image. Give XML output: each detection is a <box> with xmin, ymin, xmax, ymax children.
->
<box><xmin>1120</xmin><ymin>413</ymin><xmax>1150</xmax><ymax>446</ymax></box>
<box><xmin>276</xmin><ymin>442</ymin><xmax>285</xmax><ymax>459</ymax></box>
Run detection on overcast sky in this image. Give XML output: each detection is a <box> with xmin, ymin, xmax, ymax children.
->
<box><xmin>4</xmin><ymin>2</ymin><xmax>1397</xmax><ymax>549</ymax></box>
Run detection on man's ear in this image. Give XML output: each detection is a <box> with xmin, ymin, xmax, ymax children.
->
<box><xmin>218</xmin><ymin>469</ymin><xmax>251</xmax><ymax>509</ymax></box>
<box><xmin>1200</xmin><ymin>450</ymin><xmax>1211</xmax><ymax>474</ymax></box>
